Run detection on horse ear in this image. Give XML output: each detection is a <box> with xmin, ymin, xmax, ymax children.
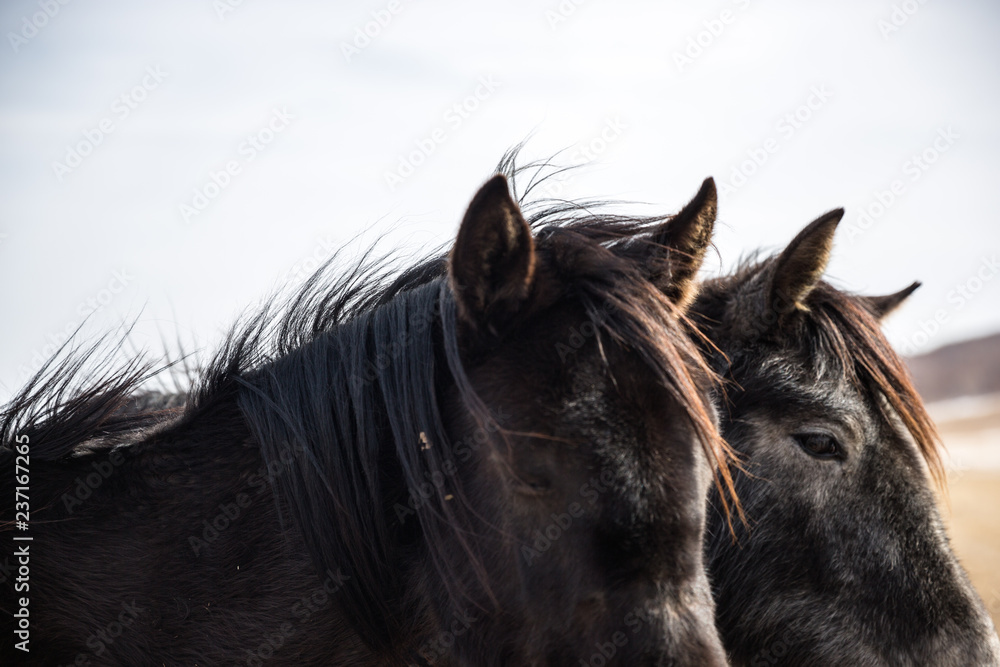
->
<box><xmin>449</xmin><ymin>175</ymin><xmax>536</xmax><ymax>332</ymax></box>
<box><xmin>769</xmin><ymin>209</ymin><xmax>843</xmax><ymax>313</ymax></box>
<box><xmin>861</xmin><ymin>281</ymin><xmax>921</xmax><ymax>320</ymax></box>
<box><xmin>651</xmin><ymin>177</ymin><xmax>717</xmax><ymax>308</ymax></box>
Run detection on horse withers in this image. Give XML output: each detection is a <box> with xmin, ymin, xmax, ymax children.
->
<box><xmin>2</xmin><ymin>175</ymin><xmax>735</xmax><ymax>665</ymax></box>
<box><xmin>694</xmin><ymin>209</ymin><xmax>1000</xmax><ymax>665</ymax></box>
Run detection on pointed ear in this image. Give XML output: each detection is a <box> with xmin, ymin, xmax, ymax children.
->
<box><xmin>861</xmin><ymin>281</ymin><xmax>921</xmax><ymax>320</ymax></box>
<box><xmin>769</xmin><ymin>209</ymin><xmax>843</xmax><ymax>313</ymax></box>
<box><xmin>651</xmin><ymin>177</ymin><xmax>717</xmax><ymax>308</ymax></box>
<box><xmin>449</xmin><ymin>175</ymin><xmax>536</xmax><ymax>333</ymax></box>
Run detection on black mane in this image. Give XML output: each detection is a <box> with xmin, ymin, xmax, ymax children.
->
<box><xmin>2</xmin><ymin>154</ymin><xmax>735</xmax><ymax>653</ymax></box>
<box><xmin>695</xmin><ymin>255</ymin><xmax>944</xmax><ymax>485</ymax></box>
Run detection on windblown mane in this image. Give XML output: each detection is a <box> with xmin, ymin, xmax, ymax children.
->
<box><xmin>811</xmin><ymin>282</ymin><xmax>945</xmax><ymax>485</ymax></box>
<box><xmin>1</xmin><ymin>153</ymin><xmax>738</xmax><ymax>652</ymax></box>
<box><xmin>189</xmin><ymin>199</ymin><xmax>737</xmax><ymax>648</ymax></box>
<box><xmin>0</xmin><ymin>331</ymin><xmax>166</xmax><ymax>459</ymax></box>
<box><xmin>700</xmin><ymin>258</ymin><xmax>945</xmax><ymax>487</ymax></box>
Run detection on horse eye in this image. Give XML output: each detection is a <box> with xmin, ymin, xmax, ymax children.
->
<box><xmin>793</xmin><ymin>433</ymin><xmax>842</xmax><ymax>460</ymax></box>
<box><xmin>515</xmin><ymin>474</ymin><xmax>552</xmax><ymax>495</ymax></box>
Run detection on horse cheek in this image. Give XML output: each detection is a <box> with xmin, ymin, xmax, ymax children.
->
<box><xmin>580</xmin><ymin>483</ymin><xmax>599</xmax><ymax>507</ymax></box>
<box><xmin>624</xmin><ymin>611</ymin><xmax>641</xmax><ymax>634</ymax></box>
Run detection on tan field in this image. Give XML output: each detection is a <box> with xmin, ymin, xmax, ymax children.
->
<box><xmin>947</xmin><ymin>471</ymin><xmax>1000</xmax><ymax>629</ymax></box>
<box><xmin>932</xmin><ymin>395</ymin><xmax>1000</xmax><ymax>630</ymax></box>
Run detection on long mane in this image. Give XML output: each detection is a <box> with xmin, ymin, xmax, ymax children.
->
<box><xmin>1</xmin><ymin>155</ymin><xmax>738</xmax><ymax>650</ymax></box>
<box><xmin>811</xmin><ymin>282</ymin><xmax>945</xmax><ymax>486</ymax></box>
<box><xmin>700</xmin><ymin>258</ymin><xmax>945</xmax><ymax>487</ymax></box>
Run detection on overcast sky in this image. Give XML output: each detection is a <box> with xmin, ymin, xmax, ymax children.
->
<box><xmin>1</xmin><ymin>0</ymin><xmax>998</xmax><ymax>400</ymax></box>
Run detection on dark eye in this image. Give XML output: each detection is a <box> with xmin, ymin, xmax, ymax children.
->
<box><xmin>793</xmin><ymin>433</ymin><xmax>842</xmax><ymax>460</ymax></box>
<box><xmin>514</xmin><ymin>473</ymin><xmax>552</xmax><ymax>496</ymax></box>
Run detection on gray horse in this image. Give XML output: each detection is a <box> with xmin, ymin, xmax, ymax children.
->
<box><xmin>690</xmin><ymin>191</ymin><xmax>1000</xmax><ymax>665</ymax></box>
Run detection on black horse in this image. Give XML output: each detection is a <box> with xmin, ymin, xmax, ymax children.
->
<box><xmin>693</xmin><ymin>210</ymin><xmax>1000</xmax><ymax>665</ymax></box>
<box><xmin>2</xmin><ymin>174</ymin><xmax>736</xmax><ymax>665</ymax></box>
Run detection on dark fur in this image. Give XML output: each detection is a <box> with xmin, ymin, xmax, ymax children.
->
<box><xmin>694</xmin><ymin>219</ymin><xmax>1000</xmax><ymax>665</ymax></box>
<box><xmin>1</xmin><ymin>169</ymin><xmax>733</xmax><ymax>665</ymax></box>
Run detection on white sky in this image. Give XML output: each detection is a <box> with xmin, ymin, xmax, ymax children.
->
<box><xmin>1</xmin><ymin>0</ymin><xmax>998</xmax><ymax>400</ymax></box>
